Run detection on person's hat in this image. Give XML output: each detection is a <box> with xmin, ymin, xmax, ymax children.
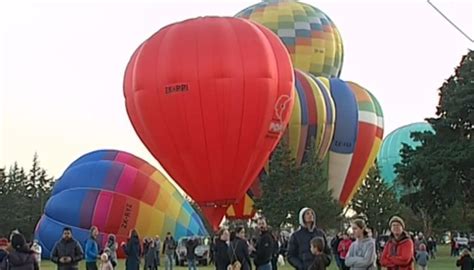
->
<box><xmin>389</xmin><ymin>216</ymin><xmax>405</xmax><ymax>229</ymax></box>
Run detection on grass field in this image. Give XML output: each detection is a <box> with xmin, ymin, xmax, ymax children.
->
<box><xmin>39</xmin><ymin>245</ymin><xmax>458</xmax><ymax>270</ymax></box>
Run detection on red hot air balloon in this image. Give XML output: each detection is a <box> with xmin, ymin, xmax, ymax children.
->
<box><xmin>124</xmin><ymin>17</ymin><xmax>294</xmax><ymax>229</ymax></box>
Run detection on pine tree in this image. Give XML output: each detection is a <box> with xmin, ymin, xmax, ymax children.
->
<box><xmin>349</xmin><ymin>164</ymin><xmax>400</xmax><ymax>235</ymax></box>
<box><xmin>255</xmin><ymin>139</ymin><xmax>342</xmax><ymax>229</ymax></box>
<box><xmin>396</xmin><ymin>50</ymin><xmax>474</xmax><ymax>233</ymax></box>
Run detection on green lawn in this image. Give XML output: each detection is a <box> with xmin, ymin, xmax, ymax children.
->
<box><xmin>39</xmin><ymin>245</ymin><xmax>457</xmax><ymax>270</ymax></box>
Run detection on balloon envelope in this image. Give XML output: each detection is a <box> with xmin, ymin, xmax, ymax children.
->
<box><xmin>377</xmin><ymin>122</ymin><xmax>434</xmax><ymax>187</ymax></box>
<box><xmin>124</xmin><ymin>17</ymin><xmax>294</xmax><ymax>214</ymax></box>
<box><xmin>35</xmin><ymin>150</ymin><xmax>208</xmax><ymax>259</ymax></box>
<box><xmin>236</xmin><ymin>0</ymin><xmax>344</xmax><ymax>78</ymax></box>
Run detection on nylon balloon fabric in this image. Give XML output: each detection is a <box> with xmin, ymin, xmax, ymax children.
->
<box><xmin>35</xmin><ymin>150</ymin><xmax>208</xmax><ymax>258</ymax></box>
<box><xmin>236</xmin><ymin>0</ymin><xmax>344</xmax><ymax>78</ymax></box>
<box><xmin>124</xmin><ymin>16</ymin><xmax>294</xmax><ymax>225</ymax></box>
<box><xmin>377</xmin><ymin>122</ymin><xmax>433</xmax><ymax>187</ymax></box>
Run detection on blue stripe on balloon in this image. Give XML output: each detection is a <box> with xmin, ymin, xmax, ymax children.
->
<box><xmin>329</xmin><ymin>79</ymin><xmax>358</xmax><ymax>154</ymax></box>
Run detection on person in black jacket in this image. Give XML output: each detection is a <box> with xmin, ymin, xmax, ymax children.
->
<box><xmin>330</xmin><ymin>233</ymin><xmax>342</xmax><ymax>270</ymax></box>
<box><xmin>253</xmin><ymin>218</ymin><xmax>274</xmax><ymax>270</ymax></box>
<box><xmin>287</xmin><ymin>207</ymin><xmax>331</xmax><ymax>270</ymax></box>
<box><xmin>229</xmin><ymin>227</ymin><xmax>251</xmax><ymax>270</ymax></box>
<box><xmin>214</xmin><ymin>229</ymin><xmax>230</xmax><ymax>270</ymax></box>
<box><xmin>0</xmin><ymin>233</ymin><xmax>39</xmax><ymax>270</ymax></box>
<box><xmin>51</xmin><ymin>227</ymin><xmax>84</xmax><ymax>270</ymax></box>
<box><xmin>186</xmin><ymin>237</ymin><xmax>199</xmax><ymax>270</ymax></box>
<box><xmin>456</xmin><ymin>249</ymin><xmax>473</xmax><ymax>270</ymax></box>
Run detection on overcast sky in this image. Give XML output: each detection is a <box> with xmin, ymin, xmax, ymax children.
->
<box><xmin>1</xmin><ymin>0</ymin><xmax>472</xmax><ymax>179</ymax></box>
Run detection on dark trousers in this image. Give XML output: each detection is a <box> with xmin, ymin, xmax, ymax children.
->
<box><xmin>86</xmin><ymin>262</ymin><xmax>98</xmax><ymax>270</ymax></box>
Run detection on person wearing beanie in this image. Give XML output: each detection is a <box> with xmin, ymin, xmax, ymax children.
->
<box><xmin>0</xmin><ymin>233</ymin><xmax>39</xmax><ymax>270</ymax></box>
<box><xmin>287</xmin><ymin>207</ymin><xmax>332</xmax><ymax>270</ymax></box>
<box><xmin>380</xmin><ymin>216</ymin><xmax>414</xmax><ymax>270</ymax></box>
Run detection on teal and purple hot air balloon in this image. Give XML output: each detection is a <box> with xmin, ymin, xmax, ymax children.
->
<box><xmin>35</xmin><ymin>150</ymin><xmax>208</xmax><ymax>258</ymax></box>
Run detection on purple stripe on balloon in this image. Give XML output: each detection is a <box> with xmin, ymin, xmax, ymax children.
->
<box><xmin>79</xmin><ymin>190</ymin><xmax>99</xmax><ymax>229</ymax></box>
<box><xmin>104</xmin><ymin>163</ymin><xmax>124</xmax><ymax>191</ymax></box>
<box><xmin>103</xmin><ymin>151</ymin><xmax>118</xmax><ymax>161</ymax></box>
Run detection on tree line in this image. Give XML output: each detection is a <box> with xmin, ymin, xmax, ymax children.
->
<box><xmin>0</xmin><ymin>153</ymin><xmax>55</xmax><ymax>238</ymax></box>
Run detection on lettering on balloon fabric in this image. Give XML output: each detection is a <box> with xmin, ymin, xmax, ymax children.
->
<box><xmin>334</xmin><ymin>140</ymin><xmax>352</xmax><ymax>148</ymax></box>
<box><xmin>164</xmin><ymin>83</ymin><xmax>189</xmax><ymax>94</ymax></box>
<box><xmin>267</xmin><ymin>95</ymin><xmax>292</xmax><ymax>137</ymax></box>
<box><xmin>121</xmin><ymin>203</ymin><xmax>133</xmax><ymax>229</ymax></box>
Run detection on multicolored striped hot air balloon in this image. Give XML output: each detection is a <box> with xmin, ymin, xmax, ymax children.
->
<box><xmin>229</xmin><ymin>75</ymin><xmax>384</xmax><ymax>210</ymax></box>
<box><xmin>235</xmin><ymin>0</ymin><xmax>344</xmax><ymax>78</ymax></box>
<box><xmin>35</xmin><ymin>150</ymin><xmax>208</xmax><ymax>259</ymax></box>
<box><xmin>338</xmin><ymin>82</ymin><xmax>379</xmax><ymax>205</ymax></box>
<box><xmin>326</xmin><ymin>79</ymin><xmax>359</xmax><ymax>203</ymax></box>
<box><xmin>287</xmin><ymin>70</ymin><xmax>336</xmax><ymax>164</ymax></box>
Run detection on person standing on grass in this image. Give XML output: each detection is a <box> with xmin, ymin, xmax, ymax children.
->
<box><xmin>415</xmin><ymin>244</ymin><xmax>429</xmax><ymax>270</ymax></box>
<box><xmin>380</xmin><ymin>216</ymin><xmax>414</xmax><ymax>270</ymax></box>
<box><xmin>85</xmin><ymin>226</ymin><xmax>100</xmax><ymax>270</ymax></box>
<box><xmin>51</xmin><ymin>227</ymin><xmax>84</xmax><ymax>270</ymax></box>
<box><xmin>344</xmin><ymin>219</ymin><xmax>376</xmax><ymax>270</ymax></box>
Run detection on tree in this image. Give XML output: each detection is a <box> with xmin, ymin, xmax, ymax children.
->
<box><xmin>349</xmin><ymin>164</ymin><xmax>400</xmax><ymax>235</ymax></box>
<box><xmin>255</xmin><ymin>139</ymin><xmax>342</xmax><ymax>229</ymax></box>
<box><xmin>396</xmin><ymin>50</ymin><xmax>474</xmax><ymax>234</ymax></box>
<box><xmin>0</xmin><ymin>154</ymin><xmax>55</xmax><ymax>238</ymax></box>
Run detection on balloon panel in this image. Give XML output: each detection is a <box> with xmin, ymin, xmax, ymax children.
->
<box><xmin>236</xmin><ymin>0</ymin><xmax>344</xmax><ymax>77</ymax></box>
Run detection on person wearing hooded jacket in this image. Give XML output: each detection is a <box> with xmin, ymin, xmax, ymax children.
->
<box><xmin>380</xmin><ymin>216</ymin><xmax>414</xmax><ymax>270</ymax></box>
<box><xmin>122</xmin><ymin>229</ymin><xmax>142</xmax><ymax>270</ymax></box>
<box><xmin>287</xmin><ymin>207</ymin><xmax>331</xmax><ymax>270</ymax></box>
<box><xmin>0</xmin><ymin>233</ymin><xmax>39</xmax><ymax>270</ymax></box>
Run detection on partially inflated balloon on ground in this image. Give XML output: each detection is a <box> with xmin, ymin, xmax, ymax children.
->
<box><xmin>124</xmin><ymin>17</ymin><xmax>294</xmax><ymax>230</ymax></box>
<box><xmin>35</xmin><ymin>150</ymin><xmax>208</xmax><ymax>258</ymax></box>
<box><xmin>236</xmin><ymin>0</ymin><xmax>344</xmax><ymax>78</ymax></box>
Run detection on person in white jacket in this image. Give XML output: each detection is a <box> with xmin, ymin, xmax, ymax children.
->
<box><xmin>344</xmin><ymin>219</ymin><xmax>377</xmax><ymax>270</ymax></box>
<box><xmin>31</xmin><ymin>239</ymin><xmax>42</xmax><ymax>264</ymax></box>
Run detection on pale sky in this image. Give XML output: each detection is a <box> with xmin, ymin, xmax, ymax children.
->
<box><xmin>1</xmin><ymin>0</ymin><xmax>472</xmax><ymax>179</ymax></box>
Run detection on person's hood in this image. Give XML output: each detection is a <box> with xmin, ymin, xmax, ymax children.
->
<box><xmin>8</xmin><ymin>251</ymin><xmax>35</xmax><ymax>266</ymax></box>
<box><xmin>318</xmin><ymin>254</ymin><xmax>330</xmax><ymax>266</ymax></box>
<box><xmin>389</xmin><ymin>231</ymin><xmax>410</xmax><ymax>243</ymax></box>
<box><xmin>298</xmin><ymin>207</ymin><xmax>316</xmax><ymax>229</ymax></box>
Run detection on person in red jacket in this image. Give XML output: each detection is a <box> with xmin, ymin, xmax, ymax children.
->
<box><xmin>337</xmin><ymin>233</ymin><xmax>352</xmax><ymax>270</ymax></box>
<box><xmin>380</xmin><ymin>216</ymin><xmax>414</xmax><ymax>270</ymax></box>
